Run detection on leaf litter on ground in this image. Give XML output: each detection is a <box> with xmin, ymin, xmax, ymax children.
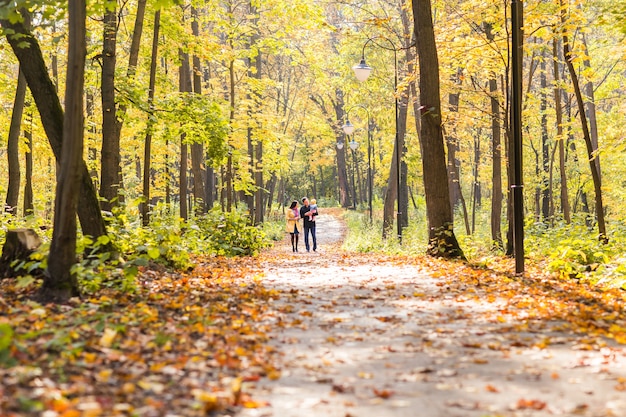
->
<box><xmin>1</xmin><ymin>217</ymin><xmax>626</xmax><ymax>416</ymax></box>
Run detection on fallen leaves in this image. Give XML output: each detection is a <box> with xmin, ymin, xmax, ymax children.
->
<box><xmin>0</xmin><ymin>256</ymin><xmax>276</xmax><ymax>415</ymax></box>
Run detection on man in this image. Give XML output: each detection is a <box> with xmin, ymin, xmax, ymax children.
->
<box><xmin>299</xmin><ymin>197</ymin><xmax>317</xmax><ymax>252</ymax></box>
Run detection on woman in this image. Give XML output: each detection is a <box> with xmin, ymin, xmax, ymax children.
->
<box><xmin>286</xmin><ymin>200</ymin><xmax>302</xmax><ymax>252</ymax></box>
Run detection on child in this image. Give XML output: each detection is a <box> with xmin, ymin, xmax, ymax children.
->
<box><xmin>309</xmin><ymin>198</ymin><xmax>318</xmax><ymax>222</ymax></box>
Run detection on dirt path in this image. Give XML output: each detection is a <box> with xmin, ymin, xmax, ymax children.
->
<box><xmin>239</xmin><ymin>210</ymin><xmax>626</xmax><ymax>417</ymax></box>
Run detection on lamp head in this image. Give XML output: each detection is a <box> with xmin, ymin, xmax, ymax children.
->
<box><xmin>342</xmin><ymin>120</ymin><xmax>355</xmax><ymax>135</ymax></box>
<box><xmin>336</xmin><ymin>141</ymin><xmax>344</xmax><ymax>150</ymax></box>
<box><xmin>353</xmin><ymin>58</ymin><xmax>373</xmax><ymax>82</ymax></box>
<box><xmin>349</xmin><ymin>139</ymin><xmax>359</xmax><ymax>150</ymax></box>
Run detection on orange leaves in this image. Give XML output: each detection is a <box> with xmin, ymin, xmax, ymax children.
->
<box><xmin>515</xmin><ymin>398</ymin><xmax>547</xmax><ymax>410</ymax></box>
<box><xmin>373</xmin><ymin>387</ymin><xmax>394</xmax><ymax>399</ymax></box>
<box><xmin>0</xmin><ymin>255</ymin><xmax>277</xmax><ymax>415</ymax></box>
<box><xmin>485</xmin><ymin>384</ymin><xmax>499</xmax><ymax>392</ymax></box>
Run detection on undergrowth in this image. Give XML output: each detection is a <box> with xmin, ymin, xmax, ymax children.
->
<box><xmin>341</xmin><ymin>207</ymin><xmax>626</xmax><ymax>290</ymax></box>
<box><xmin>0</xmin><ymin>203</ymin><xmax>276</xmax><ymax>295</ymax></box>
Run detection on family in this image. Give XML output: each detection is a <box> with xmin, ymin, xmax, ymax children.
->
<box><xmin>285</xmin><ymin>197</ymin><xmax>318</xmax><ymax>252</ymax></box>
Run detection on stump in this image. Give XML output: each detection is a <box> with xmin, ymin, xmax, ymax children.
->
<box><xmin>0</xmin><ymin>228</ymin><xmax>42</xmax><ymax>278</ymax></box>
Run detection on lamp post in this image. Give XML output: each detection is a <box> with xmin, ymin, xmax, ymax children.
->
<box><xmin>353</xmin><ymin>37</ymin><xmax>401</xmax><ymax>242</ymax></box>
<box><xmin>511</xmin><ymin>0</ymin><xmax>524</xmax><ymax>273</ymax></box>
<box><xmin>349</xmin><ymin>138</ymin><xmax>359</xmax><ymax>209</ymax></box>
<box><xmin>343</xmin><ymin>107</ymin><xmax>373</xmax><ymax>223</ymax></box>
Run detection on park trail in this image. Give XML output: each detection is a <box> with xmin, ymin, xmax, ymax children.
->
<box><xmin>238</xmin><ymin>209</ymin><xmax>626</xmax><ymax>417</ymax></box>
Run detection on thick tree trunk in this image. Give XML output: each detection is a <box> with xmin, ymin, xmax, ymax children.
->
<box><xmin>1</xmin><ymin>17</ymin><xmax>108</xmax><ymax>241</ymax></box>
<box><xmin>45</xmin><ymin>0</ymin><xmax>86</xmax><ymax>302</ymax></box>
<box><xmin>100</xmin><ymin>6</ymin><xmax>120</xmax><ymax>211</ymax></box>
<box><xmin>413</xmin><ymin>0</ymin><xmax>464</xmax><ymax>259</ymax></box>
<box><xmin>5</xmin><ymin>69</ymin><xmax>26</xmax><ymax>215</ymax></box>
<box><xmin>0</xmin><ymin>229</ymin><xmax>42</xmax><ymax>278</ymax></box>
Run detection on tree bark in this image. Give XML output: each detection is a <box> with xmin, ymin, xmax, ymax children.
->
<box><xmin>141</xmin><ymin>10</ymin><xmax>161</xmax><ymax>226</ymax></box>
<box><xmin>1</xmin><ymin>16</ymin><xmax>108</xmax><ymax>241</ymax></box>
<box><xmin>45</xmin><ymin>0</ymin><xmax>86</xmax><ymax>302</ymax></box>
<box><xmin>484</xmin><ymin>23</ymin><xmax>503</xmax><ymax>248</ymax></box>
<box><xmin>553</xmin><ymin>38</ymin><xmax>571</xmax><ymax>223</ymax></box>
<box><xmin>100</xmin><ymin>4</ymin><xmax>120</xmax><ymax>211</ymax></box>
<box><xmin>191</xmin><ymin>5</ymin><xmax>207</xmax><ymax>215</ymax></box>
<box><xmin>560</xmin><ymin>0</ymin><xmax>607</xmax><ymax>243</ymax></box>
<box><xmin>5</xmin><ymin>69</ymin><xmax>26</xmax><ymax>216</ymax></box>
<box><xmin>581</xmin><ymin>32</ymin><xmax>601</xmax><ymax>181</ymax></box>
<box><xmin>0</xmin><ymin>229</ymin><xmax>42</xmax><ymax>278</ymax></box>
<box><xmin>179</xmin><ymin>47</ymin><xmax>192</xmax><ymax>220</ymax></box>
<box><xmin>412</xmin><ymin>0</ymin><xmax>464</xmax><ymax>258</ymax></box>
<box><xmin>23</xmin><ymin>110</ymin><xmax>33</xmax><ymax>215</ymax></box>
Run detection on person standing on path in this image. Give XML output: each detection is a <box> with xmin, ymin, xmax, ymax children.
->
<box><xmin>299</xmin><ymin>197</ymin><xmax>317</xmax><ymax>252</ymax></box>
<box><xmin>285</xmin><ymin>200</ymin><xmax>302</xmax><ymax>252</ymax></box>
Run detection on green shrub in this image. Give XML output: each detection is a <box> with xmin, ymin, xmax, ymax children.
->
<box><xmin>195</xmin><ymin>207</ymin><xmax>271</xmax><ymax>256</ymax></box>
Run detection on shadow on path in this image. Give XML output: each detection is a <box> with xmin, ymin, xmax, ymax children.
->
<box><xmin>240</xmin><ymin>211</ymin><xmax>626</xmax><ymax>417</ymax></box>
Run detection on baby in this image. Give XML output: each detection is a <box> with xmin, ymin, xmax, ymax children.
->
<box><xmin>309</xmin><ymin>198</ymin><xmax>318</xmax><ymax>222</ymax></box>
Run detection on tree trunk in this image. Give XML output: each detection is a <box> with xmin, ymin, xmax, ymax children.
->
<box><xmin>412</xmin><ymin>0</ymin><xmax>464</xmax><ymax>259</ymax></box>
<box><xmin>581</xmin><ymin>32</ymin><xmax>600</xmax><ymax>181</ymax></box>
<box><xmin>23</xmin><ymin>110</ymin><xmax>33</xmax><ymax>216</ymax></box>
<box><xmin>471</xmin><ymin>135</ymin><xmax>480</xmax><ymax>234</ymax></box>
<box><xmin>553</xmin><ymin>38</ymin><xmax>571</xmax><ymax>223</ymax></box>
<box><xmin>484</xmin><ymin>23</ymin><xmax>503</xmax><ymax>248</ymax></box>
<box><xmin>0</xmin><ymin>229</ymin><xmax>42</xmax><ymax>278</ymax></box>
<box><xmin>560</xmin><ymin>0</ymin><xmax>607</xmax><ymax>243</ymax></box>
<box><xmin>1</xmin><ymin>16</ymin><xmax>108</xmax><ymax>241</ymax></box>
<box><xmin>446</xmin><ymin>71</ymin><xmax>463</xmax><ymax>210</ymax></box>
<box><xmin>190</xmin><ymin>6</ymin><xmax>207</xmax><ymax>215</ymax></box>
<box><xmin>540</xmin><ymin>54</ymin><xmax>550</xmax><ymax>221</ymax></box>
<box><xmin>100</xmin><ymin>5</ymin><xmax>120</xmax><ymax>212</ymax></box>
<box><xmin>5</xmin><ymin>69</ymin><xmax>26</xmax><ymax>216</ymax></box>
<box><xmin>309</xmin><ymin>92</ymin><xmax>350</xmax><ymax>208</ymax></box>
<box><xmin>141</xmin><ymin>10</ymin><xmax>160</xmax><ymax>226</ymax></box>
<box><xmin>45</xmin><ymin>0</ymin><xmax>86</xmax><ymax>302</ymax></box>
<box><xmin>398</xmin><ymin>88</ymin><xmax>409</xmax><ymax>229</ymax></box>
<box><xmin>179</xmin><ymin>47</ymin><xmax>192</xmax><ymax>220</ymax></box>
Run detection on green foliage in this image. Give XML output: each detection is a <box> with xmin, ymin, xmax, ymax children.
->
<box><xmin>341</xmin><ymin>210</ymin><xmax>428</xmax><ymax>255</ymax></box>
<box><xmin>261</xmin><ymin>215</ymin><xmax>288</xmax><ymax>242</ymax></box>
<box><xmin>526</xmin><ymin>217</ymin><xmax>626</xmax><ymax>287</ymax></box>
<box><xmin>0</xmin><ymin>323</ymin><xmax>16</xmax><ymax>367</ymax></box>
<box><xmin>195</xmin><ymin>207</ymin><xmax>271</xmax><ymax>257</ymax></box>
<box><xmin>160</xmin><ymin>93</ymin><xmax>230</xmax><ymax>165</ymax></box>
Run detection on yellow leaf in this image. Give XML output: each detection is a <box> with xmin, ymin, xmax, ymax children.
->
<box><xmin>99</xmin><ymin>328</ymin><xmax>117</xmax><ymax>348</ymax></box>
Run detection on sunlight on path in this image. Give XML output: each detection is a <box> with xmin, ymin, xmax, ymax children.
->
<box><xmin>239</xmin><ymin>212</ymin><xmax>626</xmax><ymax>417</ymax></box>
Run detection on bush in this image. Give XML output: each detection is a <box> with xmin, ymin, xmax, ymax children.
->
<box><xmin>195</xmin><ymin>207</ymin><xmax>271</xmax><ymax>256</ymax></box>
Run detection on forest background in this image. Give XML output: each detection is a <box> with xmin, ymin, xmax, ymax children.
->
<box><xmin>0</xmin><ymin>0</ymin><xmax>626</xmax><ymax>292</ymax></box>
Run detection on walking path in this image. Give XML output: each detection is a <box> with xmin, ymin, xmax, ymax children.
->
<box><xmin>239</xmin><ymin>210</ymin><xmax>626</xmax><ymax>417</ymax></box>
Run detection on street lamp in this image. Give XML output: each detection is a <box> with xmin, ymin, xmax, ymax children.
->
<box><xmin>343</xmin><ymin>106</ymin><xmax>373</xmax><ymax>223</ymax></box>
<box><xmin>353</xmin><ymin>36</ymin><xmax>402</xmax><ymax>242</ymax></box>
